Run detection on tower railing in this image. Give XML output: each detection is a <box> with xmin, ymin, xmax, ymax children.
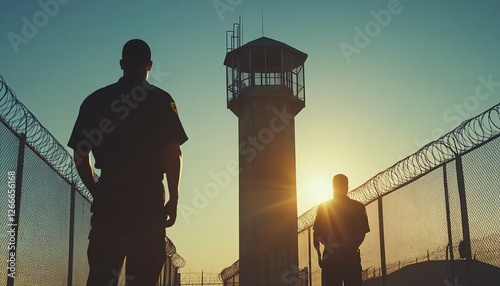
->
<box><xmin>227</xmin><ymin>69</ymin><xmax>305</xmax><ymax>103</ymax></box>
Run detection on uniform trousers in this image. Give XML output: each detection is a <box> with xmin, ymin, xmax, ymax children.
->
<box><xmin>86</xmin><ymin>174</ymin><xmax>166</xmax><ymax>286</ymax></box>
<box><xmin>321</xmin><ymin>248</ymin><xmax>362</xmax><ymax>286</ymax></box>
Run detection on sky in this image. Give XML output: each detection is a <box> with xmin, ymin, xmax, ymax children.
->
<box><xmin>1</xmin><ymin>0</ymin><xmax>499</xmax><ymax>276</ymax></box>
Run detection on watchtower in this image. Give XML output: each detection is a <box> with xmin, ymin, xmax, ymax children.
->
<box><xmin>224</xmin><ymin>24</ymin><xmax>307</xmax><ymax>285</ymax></box>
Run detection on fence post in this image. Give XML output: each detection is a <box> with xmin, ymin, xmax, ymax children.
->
<box><xmin>443</xmin><ymin>164</ymin><xmax>455</xmax><ymax>281</ymax></box>
<box><xmin>378</xmin><ymin>197</ymin><xmax>387</xmax><ymax>286</ymax></box>
<box><xmin>307</xmin><ymin>227</ymin><xmax>312</xmax><ymax>286</ymax></box>
<box><xmin>6</xmin><ymin>133</ymin><xmax>25</xmax><ymax>286</ymax></box>
<box><xmin>456</xmin><ymin>155</ymin><xmax>472</xmax><ymax>285</ymax></box>
<box><xmin>67</xmin><ymin>184</ymin><xmax>76</xmax><ymax>286</ymax></box>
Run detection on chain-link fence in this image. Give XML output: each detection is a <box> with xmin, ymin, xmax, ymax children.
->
<box><xmin>0</xmin><ymin>75</ymin><xmax>185</xmax><ymax>285</ymax></box>
<box><xmin>221</xmin><ymin>103</ymin><xmax>500</xmax><ymax>285</ymax></box>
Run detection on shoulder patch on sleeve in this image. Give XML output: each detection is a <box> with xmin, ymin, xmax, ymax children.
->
<box><xmin>170</xmin><ymin>102</ymin><xmax>178</xmax><ymax>115</ymax></box>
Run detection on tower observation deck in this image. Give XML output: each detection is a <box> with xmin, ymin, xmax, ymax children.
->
<box><xmin>224</xmin><ymin>36</ymin><xmax>307</xmax><ymax>115</ymax></box>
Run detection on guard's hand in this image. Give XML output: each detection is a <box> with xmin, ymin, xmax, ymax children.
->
<box><xmin>88</xmin><ymin>181</ymin><xmax>101</xmax><ymax>202</ymax></box>
<box><xmin>164</xmin><ymin>199</ymin><xmax>178</xmax><ymax>228</ymax></box>
<box><xmin>318</xmin><ymin>257</ymin><xmax>327</xmax><ymax>269</ymax></box>
<box><xmin>317</xmin><ymin>251</ymin><xmax>323</xmax><ymax>268</ymax></box>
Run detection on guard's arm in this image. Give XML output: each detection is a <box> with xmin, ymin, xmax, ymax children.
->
<box><xmin>313</xmin><ymin>230</ymin><xmax>321</xmax><ymax>254</ymax></box>
<box><xmin>313</xmin><ymin>229</ymin><xmax>325</xmax><ymax>268</ymax></box>
<box><xmin>73</xmin><ymin>150</ymin><xmax>96</xmax><ymax>195</ymax></box>
<box><xmin>350</xmin><ymin>206</ymin><xmax>369</xmax><ymax>249</ymax></box>
<box><xmin>313</xmin><ymin>206</ymin><xmax>323</xmax><ymax>260</ymax></box>
<box><xmin>162</xmin><ymin>142</ymin><xmax>182</xmax><ymax>227</ymax></box>
<box><xmin>351</xmin><ymin>233</ymin><xmax>366</xmax><ymax>250</ymax></box>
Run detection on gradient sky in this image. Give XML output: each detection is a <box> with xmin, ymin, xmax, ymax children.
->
<box><xmin>1</xmin><ymin>0</ymin><xmax>499</xmax><ymax>275</ymax></box>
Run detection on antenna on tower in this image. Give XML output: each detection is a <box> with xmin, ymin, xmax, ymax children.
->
<box><xmin>261</xmin><ymin>10</ymin><xmax>264</xmax><ymax>36</ymax></box>
<box><xmin>226</xmin><ymin>16</ymin><xmax>242</xmax><ymax>52</ymax></box>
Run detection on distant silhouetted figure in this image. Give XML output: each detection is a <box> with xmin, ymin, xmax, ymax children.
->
<box><xmin>313</xmin><ymin>174</ymin><xmax>370</xmax><ymax>286</ymax></box>
<box><xmin>68</xmin><ymin>39</ymin><xmax>188</xmax><ymax>286</ymax></box>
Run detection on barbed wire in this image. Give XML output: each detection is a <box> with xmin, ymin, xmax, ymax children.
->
<box><xmin>171</xmin><ymin>253</ymin><xmax>186</xmax><ymax>269</ymax></box>
<box><xmin>219</xmin><ymin>260</ymin><xmax>239</xmax><ymax>281</ymax></box>
<box><xmin>348</xmin><ymin>102</ymin><xmax>499</xmax><ymax>205</ymax></box>
<box><xmin>0</xmin><ymin>74</ymin><xmax>92</xmax><ymax>200</ymax></box>
<box><xmin>180</xmin><ymin>271</ymin><xmax>223</xmax><ymax>285</ymax></box>
<box><xmin>165</xmin><ymin>235</ymin><xmax>177</xmax><ymax>257</ymax></box>
<box><xmin>297</xmin><ymin>205</ymin><xmax>318</xmax><ymax>233</ymax></box>
<box><xmin>219</xmin><ymin>209</ymin><xmax>313</xmax><ymax>281</ymax></box>
<box><xmin>0</xmin><ymin>74</ymin><xmax>186</xmax><ymax>268</ymax></box>
<box><xmin>219</xmin><ymin>102</ymin><xmax>500</xmax><ymax>281</ymax></box>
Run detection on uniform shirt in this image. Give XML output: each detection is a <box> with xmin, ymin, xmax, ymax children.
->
<box><xmin>68</xmin><ymin>75</ymin><xmax>188</xmax><ymax>174</ymax></box>
<box><xmin>313</xmin><ymin>197</ymin><xmax>370</xmax><ymax>251</ymax></box>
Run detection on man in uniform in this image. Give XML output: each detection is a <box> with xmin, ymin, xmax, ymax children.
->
<box><xmin>68</xmin><ymin>39</ymin><xmax>188</xmax><ymax>286</ymax></box>
<box><xmin>313</xmin><ymin>174</ymin><xmax>370</xmax><ymax>286</ymax></box>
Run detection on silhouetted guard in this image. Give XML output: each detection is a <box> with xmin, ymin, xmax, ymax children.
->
<box><xmin>0</xmin><ymin>75</ymin><xmax>187</xmax><ymax>276</ymax></box>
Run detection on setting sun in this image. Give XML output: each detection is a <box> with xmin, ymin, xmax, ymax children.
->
<box><xmin>298</xmin><ymin>175</ymin><xmax>333</xmax><ymax>213</ymax></box>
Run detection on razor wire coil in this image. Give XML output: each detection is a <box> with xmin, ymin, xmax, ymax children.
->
<box><xmin>0</xmin><ymin>74</ymin><xmax>92</xmax><ymax>200</ymax></box>
<box><xmin>348</xmin><ymin>103</ymin><xmax>499</xmax><ymax>205</ymax></box>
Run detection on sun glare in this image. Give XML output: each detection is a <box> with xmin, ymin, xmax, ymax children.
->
<box><xmin>298</xmin><ymin>175</ymin><xmax>333</xmax><ymax>213</ymax></box>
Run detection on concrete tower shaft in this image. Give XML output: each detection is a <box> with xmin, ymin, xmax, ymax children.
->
<box><xmin>224</xmin><ymin>36</ymin><xmax>307</xmax><ymax>286</ymax></box>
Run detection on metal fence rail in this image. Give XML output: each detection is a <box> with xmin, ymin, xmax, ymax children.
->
<box><xmin>220</xmin><ymin>103</ymin><xmax>500</xmax><ymax>285</ymax></box>
<box><xmin>0</xmin><ymin>75</ymin><xmax>185</xmax><ymax>285</ymax></box>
